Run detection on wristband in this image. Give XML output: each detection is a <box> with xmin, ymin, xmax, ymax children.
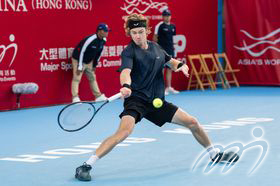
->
<box><xmin>177</xmin><ymin>63</ymin><xmax>184</xmax><ymax>69</ymax></box>
<box><xmin>122</xmin><ymin>83</ymin><xmax>131</xmax><ymax>89</ymax></box>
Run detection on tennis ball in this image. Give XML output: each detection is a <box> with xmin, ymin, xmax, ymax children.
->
<box><xmin>153</xmin><ymin>98</ymin><xmax>163</xmax><ymax>108</ymax></box>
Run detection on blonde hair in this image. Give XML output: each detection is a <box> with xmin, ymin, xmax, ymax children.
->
<box><xmin>124</xmin><ymin>13</ymin><xmax>151</xmax><ymax>36</ymax></box>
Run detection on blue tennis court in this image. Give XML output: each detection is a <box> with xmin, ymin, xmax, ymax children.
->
<box><xmin>0</xmin><ymin>87</ymin><xmax>279</xmax><ymax>186</ymax></box>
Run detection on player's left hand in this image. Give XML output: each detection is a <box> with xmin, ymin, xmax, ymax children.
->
<box><xmin>176</xmin><ymin>64</ymin><xmax>189</xmax><ymax>77</ymax></box>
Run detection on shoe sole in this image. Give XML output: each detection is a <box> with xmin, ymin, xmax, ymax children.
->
<box><xmin>75</xmin><ymin>174</ymin><xmax>91</xmax><ymax>181</ymax></box>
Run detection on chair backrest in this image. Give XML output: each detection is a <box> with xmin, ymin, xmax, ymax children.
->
<box><xmin>214</xmin><ymin>53</ymin><xmax>235</xmax><ymax>71</ymax></box>
<box><xmin>214</xmin><ymin>53</ymin><xmax>240</xmax><ymax>87</ymax></box>
<box><xmin>200</xmin><ymin>54</ymin><xmax>220</xmax><ymax>73</ymax></box>
<box><xmin>188</xmin><ymin>54</ymin><xmax>216</xmax><ymax>90</ymax></box>
<box><xmin>187</xmin><ymin>54</ymin><xmax>208</xmax><ymax>74</ymax></box>
<box><xmin>200</xmin><ymin>53</ymin><xmax>229</xmax><ymax>89</ymax></box>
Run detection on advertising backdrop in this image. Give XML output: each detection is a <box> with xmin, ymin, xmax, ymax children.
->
<box><xmin>225</xmin><ymin>0</ymin><xmax>280</xmax><ymax>85</ymax></box>
<box><xmin>0</xmin><ymin>0</ymin><xmax>217</xmax><ymax>110</ymax></box>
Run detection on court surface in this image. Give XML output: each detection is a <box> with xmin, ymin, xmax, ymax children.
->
<box><xmin>0</xmin><ymin>86</ymin><xmax>279</xmax><ymax>186</ymax></box>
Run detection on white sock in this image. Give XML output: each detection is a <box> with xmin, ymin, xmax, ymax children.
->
<box><xmin>86</xmin><ymin>155</ymin><xmax>99</xmax><ymax>166</ymax></box>
<box><xmin>207</xmin><ymin>145</ymin><xmax>219</xmax><ymax>159</ymax></box>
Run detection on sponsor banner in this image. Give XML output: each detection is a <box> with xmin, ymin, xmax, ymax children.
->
<box><xmin>0</xmin><ymin>0</ymin><xmax>217</xmax><ymax>110</ymax></box>
<box><xmin>225</xmin><ymin>0</ymin><xmax>280</xmax><ymax>85</ymax></box>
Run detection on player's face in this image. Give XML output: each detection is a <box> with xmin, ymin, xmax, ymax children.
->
<box><xmin>163</xmin><ymin>15</ymin><xmax>171</xmax><ymax>23</ymax></box>
<box><xmin>98</xmin><ymin>30</ymin><xmax>109</xmax><ymax>38</ymax></box>
<box><xmin>130</xmin><ymin>27</ymin><xmax>147</xmax><ymax>46</ymax></box>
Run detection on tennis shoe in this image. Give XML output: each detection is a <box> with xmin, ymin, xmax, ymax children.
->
<box><xmin>72</xmin><ymin>96</ymin><xmax>81</xmax><ymax>103</ymax></box>
<box><xmin>211</xmin><ymin>151</ymin><xmax>239</xmax><ymax>163</ymax></box>
<box><xmin>166</xmin><ymin>87</ymin><xmax>179</xmax><ymax>94</ymax></box>
<box><xmin>95</xmin><ymin>94</ymin><xmax>107</xmax><ymax>102</ymax></box>
<box><xmin>75</xmin><ymin>163</ymin><xmax>92</xmax><ymax>181</ymax></box>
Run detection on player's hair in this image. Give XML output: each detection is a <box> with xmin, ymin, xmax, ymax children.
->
<box><xmin>124</xmin><ymin>13</ymin><xmax>151</xmax><ymax>36</ymax></box>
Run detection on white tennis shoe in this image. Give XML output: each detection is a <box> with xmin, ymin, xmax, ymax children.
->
<box><xmin>165</xmin><ymin>87</ymin><xmax>179</xmax><ymax>94</ymax></box>
<box><xmin>72</xmin><ymin>96</ymin><xmax>81</xmax><ymax>103</ymax></box>
<box><xmin>95</xmin><ymin>94</ymin><xmax>107</xmax><ymax>102</ymax></box>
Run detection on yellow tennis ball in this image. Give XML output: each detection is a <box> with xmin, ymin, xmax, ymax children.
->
<box><xmin>153</xmin><ymin>98</ymin><xmax>163</xmax><ymax>108</ymax></box>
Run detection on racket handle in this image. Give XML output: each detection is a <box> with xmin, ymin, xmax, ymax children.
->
<box><xmin>107</xmin><ymin>93</ymin><xmax>122</xmax><ymax>102</ymax></box>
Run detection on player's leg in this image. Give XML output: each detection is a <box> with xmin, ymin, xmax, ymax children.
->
<box><xmin>75</xmin><ymin>115</ymin><xmax>135</xmax><ymax>181</ymax></box>
<box><xmin>84</xmin><ymin>64</ymin><xmax>107</xmax><ymax>101</ymax></box>
<box><xmin>145</xmin><ymin>102</ymin><xmax>213</xmax><ymax>154</ymax></box>
<box><xmin>171</xmin><ymin>108</ymin><xmax>212</xmax><ymax>148</ymax></box>
<box><xmin>145</xmin><ymin>101</ymin><xmax>218</xmax><ymax>160</ymax></box>
<box><xmin>71</xmin><ymin>58</ymin><xmax>83</xmax><ymax>102</ymax></box>
<box><xmin>165</xmin><ymin>68</ymin><xmax>179</xmax><ymax>94</ymax></box>
<box><xmin>166</xmin><ymin>68</ymin><xmax>172</xmax><ymax>88</ymax></box>
<box><xmin>96</xmin><ymin>115</ymin><xmax>135</xmax><ymax>158</ymax></box>
<box><xmin>171</xmin><ymin>108</ymin><xmax>239</xmax><ymax>163</ymax></box>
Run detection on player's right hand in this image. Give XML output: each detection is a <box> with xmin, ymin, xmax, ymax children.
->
<box><xmin>120</xmin><ymin>87</ymin><xmax>132</xmax><ymax>99</ymax></box>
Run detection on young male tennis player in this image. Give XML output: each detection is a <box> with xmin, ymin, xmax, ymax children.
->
<box><xmin>75</xmin><ymin>13</ymin><xmax>239</xmax><ymax>181</ymax></box>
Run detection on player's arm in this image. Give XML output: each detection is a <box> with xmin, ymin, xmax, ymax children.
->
<box><xmin>153</xmin><ymin>34</ymin><xmax>158</xmax><ymax>42</ymax></box>
<box><xmin>77</xmin><ymin>39</ymin><xmax>94</xmax><ymax>74</ymax></box>
<box><xmin>120</xmin><ymin>68</ymin><xmax>132</xmax><ymax>98</ymax></box>
<box><xmin>168</xmin><ymin>58</ymin><xmax>189</xmax><ymax>77</ymax></box>
<box><xmin>153</xmin><ymin>22</ymin><xmax>160</xmax><ymax>43</ymax></box>
<box><xmin>173</xmin><ymin>25</ymin><xmax>177</xmax><ymax>45</ymax></box>
<box><xmin>76</xmin><ymin>51</ymin><xmax>84</xmax><ymax>75</ymax></box>
<box><xmin>93</xmin><ymin>39</ymin><xmax>106</xmax><ymax>67</ymax></box>
<box><xmin>78</xmin><ymin>45</ymin><xmax>89</xmax><ymax>72</ymax></box>
<box><xmin>93</xmin><ymin>48</ymin><xmax>103</xmax><ymax>67</ymax></box>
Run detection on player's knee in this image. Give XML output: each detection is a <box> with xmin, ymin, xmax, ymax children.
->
<box><xmin>187</xmin><ymin>117</ymin><xmax>200</xmax><ymax>131</ymax></box>
<box><xmin>72</xmin><ymin>77</ymin><xmax>81</xmax><ymax>82</ymax></box>
<box><xmin>123</xmin><ymin>127</ymin><xmax>133</xmax><ymax>137</ymax></box>
<box><xmin>116</xmin><ymin>128</ymin><xmax>133</xmax><ymax>142</ymax></box>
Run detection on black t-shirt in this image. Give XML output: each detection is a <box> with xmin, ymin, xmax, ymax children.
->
<box><xmin>154</xmin><ymin>22</ymin><xmax>176</xmax><ymax>56</ymax></box>
<box><xmin>72</xmin><ymin>34</ymin><xmax>106</xmax><ymax>67</ymax></box>
<box><xmin>119</xmin><ymin>41</ymin><xmax>171</xmax><ymax>102</ymax></box>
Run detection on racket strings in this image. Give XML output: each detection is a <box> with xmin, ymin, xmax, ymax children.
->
<box><xmin>58</xmin><ymin>103</ymin><xmax>96</xmax><ymax>130</ymax></box>
<box><xmin>57</xmin><ymin>93</ymin><xmax>120</xmax><ymax>132</ymax></box>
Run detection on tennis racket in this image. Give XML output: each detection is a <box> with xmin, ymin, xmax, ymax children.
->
<box><xmin>57</xmin><ymin>93</ymin><xmax>121</xmax><ymax>132</ymax></box>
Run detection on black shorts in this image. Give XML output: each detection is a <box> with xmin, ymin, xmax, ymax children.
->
<box><xmin>119</xmin><ymin>96</ymin><xmax>178</xmax><ymax>127</ymax></box>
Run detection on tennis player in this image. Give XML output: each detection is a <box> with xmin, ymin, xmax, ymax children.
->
<box><xmin>75</xmin><ymin>14</ymin><xmax>239</xmax><ymax>181</ymax></box>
